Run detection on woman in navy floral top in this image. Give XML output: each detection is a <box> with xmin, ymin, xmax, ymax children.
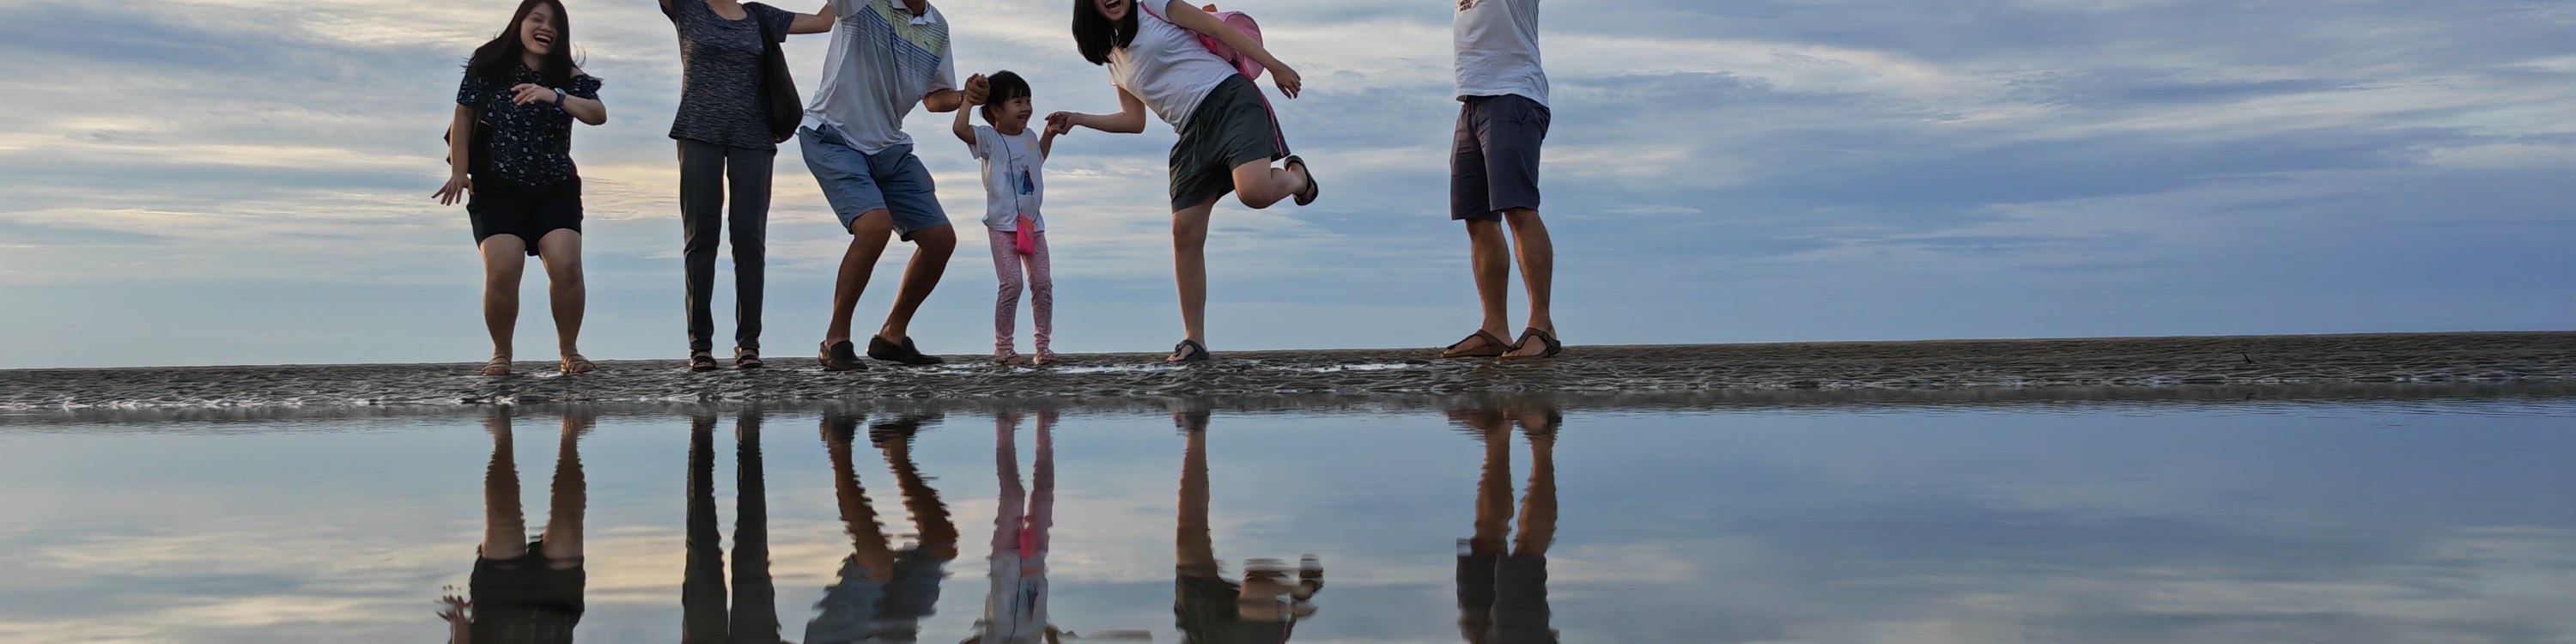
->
<box><xmin>434</xmin><ymin>0</ymin><xmax>610</xmax><ymax>378</ymax></box>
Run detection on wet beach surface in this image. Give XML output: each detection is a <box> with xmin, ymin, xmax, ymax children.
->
<box><xmin>3</xmin><ymin>333</ymin><xmax>2572</xmax><ymax>642</ymax></box>
<box><xmin>3</xmin><ymin>331</ymin><xmax>2569</xmax><ymax>411</ymax></box>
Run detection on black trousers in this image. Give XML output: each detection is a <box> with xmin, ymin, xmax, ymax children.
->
<box><xmin>678</xmin><ymin>139</ymin><xmax>774</xmax><ymax>353</ymax></box>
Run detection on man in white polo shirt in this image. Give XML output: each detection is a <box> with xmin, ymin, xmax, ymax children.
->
<box><xmin>1441</xmin><ymin>0</ymin><xmax>1559</xmax><ymax>360</ymax></box>
<box><xmin>799</xmin><ymin>0</ymin><xmax>975</xmax><ymax>370</ymax></box>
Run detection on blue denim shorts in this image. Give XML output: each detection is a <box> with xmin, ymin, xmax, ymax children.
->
<box><xmin>799</xmin><ymin>125</ymin><xmax>950</xmax><ymax>240</ymax></box>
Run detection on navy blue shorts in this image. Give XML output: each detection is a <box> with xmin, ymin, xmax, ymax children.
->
<box><xmin>1450</xmin><ymin>94</ymin><xmax>1550</xmax><ymax>222</ymax></box>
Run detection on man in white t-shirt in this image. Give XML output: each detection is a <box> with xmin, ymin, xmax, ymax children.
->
<box><xmin>1441</xmin><ymin>0</ymin><xmax>1560</xmax><ymax>361</ymax></box>
<box><xmin>798</xmin><ymin>0</ymin><xmax>973</xmax><ymax>370</ymax></box>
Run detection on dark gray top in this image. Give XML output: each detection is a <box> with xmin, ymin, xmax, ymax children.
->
<box><xmin>665</xmin><ymin>0</ymin><xmax>798</xmax><ymax>150</ymax></box>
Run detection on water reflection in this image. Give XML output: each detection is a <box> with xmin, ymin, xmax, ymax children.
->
<box><xmin>1449</xmin><ymin>407</ymin><xmax>1557</xmax><ymax>644</ymax></box>
<box><xmin>683</xmin><ymin>413</ymin><xmax>778</xmax><ymax>643</ymax></box>
<box><xmin>3</xmin><ymin>398</ymin><xmax>2570</xmax><ymax>642</ymax></box>
<box><xmin>446</xmin><ymin>410</ymin><xmax>592</xmax><ymax>641</ymax></box>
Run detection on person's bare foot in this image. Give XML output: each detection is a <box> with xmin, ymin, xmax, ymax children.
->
<box><xmin>559</xmin><ymin>352</ymin><xmax>597</xmax><ymax>374</ymax></box>
<box><xmin>480</xmin><ymin>354</ymin><xmax>513</xmax><ymax>377</ymax></box>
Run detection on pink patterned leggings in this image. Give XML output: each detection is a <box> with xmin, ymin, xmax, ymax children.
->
<box><xmin>987</xmin><ymin>228</ymin><xmax>1053</xmax><ymax>354</ymax></box>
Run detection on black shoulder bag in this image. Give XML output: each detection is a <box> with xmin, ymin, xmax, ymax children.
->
<box><xmin>749</xmin><ymin>3</ymin><xmax>804</xmax><ymax>144</ymax></box>
<box><xmin>443</xmin><ymin>86</ymin><xmax>496</xmax><ymax>177</ymax></box>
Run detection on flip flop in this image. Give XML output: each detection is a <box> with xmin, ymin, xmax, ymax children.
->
<box><xmin>687</xmin><ymin>351</ymin><xmax>718</xmax><ymax>372</ymax></box>
<box><xmin>480</xmin><ymin>355</ymin><xmax>513</xmax><ymax>377</ymax></box>
<box><xmin>734</xmin><ymin>349</ymin><xmax>765</xmax><ymax>369</ymax></box>
<box><xmin>559</xmin><ymin>354</ymin><xmax>597</xmax><ymax>375</ymax></box>
<box><xmin>1284</xmin><ymin>155</ymin><xmax>1320</xmax><ymax>206</ymax></box>
<box><xmin>1168</xmin><ymin>339</ymin><xmax>1211</xmax><ymax>363</ymax></box>
<box><xmin>1504</xmin><ymin>328</ymin><xmax>1562</xmax><ymax>360</ymax></box>
<box><xmin>1440</xmin><ymin>330</ymin><xmax>1510</xmax><ymax>358</ymax></box>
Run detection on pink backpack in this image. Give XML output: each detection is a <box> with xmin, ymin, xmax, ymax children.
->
<box><xmin>1145</xmin><ymin>3</ymin><xmax>1266</xmax><ymax>81</ymax></box>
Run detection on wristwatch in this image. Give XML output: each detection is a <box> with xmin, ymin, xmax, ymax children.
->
<box><xmin>553</xmin><ymin>88</ymin><xmax>568</xmax><ymax>106</ymax></box>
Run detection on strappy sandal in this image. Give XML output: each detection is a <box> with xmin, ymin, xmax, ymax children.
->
<box><xmin>992</xmin><ymin>349</ymin><xmax>1025</xmax><ymax>366</ymax></box>
<box><xmin>1168</xmin><ymin>339</ymin><xmax>1211</xmax><ymax>363</ymax></box>
<box><xmin>1504</xmin><ymin>328</ymin><xmax>1563</xmax><ymax>360</ymax></box>
<box><xmin>734</xmin><ymin>349</ymin><xmax>765</xmax><ymax>369</ymax></box>
<box><xmin>559</xmin><ymin>354</ymin><xmax>598</xmax><ymax>375</ymax></box>
<box><xmin>1440</xmin><ymin>330</ymin><xmax>1510</xmax><ymax>359</ymax></box>
<box><xmin>479</xmin><ymin>355</ymin><xmax>513</xmax><ymax>377</ymax></box>
<box><xmin>686</xmin><ymin>351</ymin><xmax>718</xmax><ymax>372</ymax></box>
<box><xmin>1283</xmin><ymin>155</ymin><xmax>1320</xmax><ymax>206</ymax></box>
<box><xmin>1032</xmin><ymin>349</ymin><xmax>1060</xmax><ymax>366</ymax></box>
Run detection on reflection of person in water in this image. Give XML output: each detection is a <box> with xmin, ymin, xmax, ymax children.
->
<box><xmin>966</xmin><ymin>410</ymin><xmax>1058</xmax><ymax>644</ymax></box>
<box><xmin>1449</xmin><ymin>406</ymin><xmax>1558</xmax><ymax>644</ymax></box>
<box><xmin>440</xmin><ymin>410</ymin><xmax>590</xmax><ymax>644</ymax></box>
<box><xmin>684</xmin><ymin>414</ymin><xmax>780</xmax><ymax>643</ymax></box>
<box><xmin>1172</xmin><ymin>410</ymin><xmax>1324</xmax><ymax>644</ymax></box>
<box><xmin>810</xmin><ymin>412</ymin><xmax>960</xmax><ymax>644</ymax></box>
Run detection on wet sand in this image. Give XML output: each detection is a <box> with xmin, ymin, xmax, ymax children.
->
<box><xmin>1</xmin><ymin>331</ymin><xmax>2567</xmax><ymax>413</ymax></box>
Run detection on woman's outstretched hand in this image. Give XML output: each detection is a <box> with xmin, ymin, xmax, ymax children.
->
<box><xmin>1044</xmin><ymin>112</ymin><xmax>1078</xmax><ymax>136</ymax></box>
<box><xmin>436</xmin><ymin>589</ymin><xmax>470</xmax><ymax>622</ymax></box>
<box><xmin>434</xmin><ymin>172</ymin><xmax>472</xmax><ymax>206</ymax></box>
<box><xmin>1271</xmin><ymin>64</ymin><xmax>1303</xmax><ymax>99</ymax></box>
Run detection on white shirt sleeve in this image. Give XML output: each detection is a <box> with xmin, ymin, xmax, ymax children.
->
<box><xmin>969</xmin><ymin>125</ymin><xmax>994</xmax><ymax>159</ymax></box>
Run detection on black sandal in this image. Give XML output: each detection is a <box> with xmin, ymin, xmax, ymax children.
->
<box><xmin>687</xmin><ymin>351</ymin><xmax>719</xmax><ymax>372</ymax></box>
<box><xmin>734</xmin><ymin>349</ymin><xmax>765</xmax><ymax>369</ymax></box>
<box><xmin>1505</xmin><ymin>327</ymin><xmax>1563</xmax><ymax>359</ymax></box>
<box><xmin>1440</xmin><ymin>331</ymin><xmax>1510</xmax><ymax>359</ymax></box>
<box><xmin>1168</xmin><ymin>339</ymin><xmax>1211</xmax><ymax>363</ymax></box>
<box><xmin>1284</xmin><ymin>155</ymin><xmax>1319</xmax><ymax>206</ymax></box>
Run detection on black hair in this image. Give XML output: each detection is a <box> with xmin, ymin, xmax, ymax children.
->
<box><xmin>1072</xmin><ymin>0</ymin><xmax>1139</xmax><ymax>66</ymax></box>
<box><xmin>466</xmin><ymin>0</ymin><xmax>579</xmax><ymax>88</ymax></box>
<box><xmin>981</xmin><ymin>70</ymin><xmax>1032</xmax><ymax>122</ymax></box>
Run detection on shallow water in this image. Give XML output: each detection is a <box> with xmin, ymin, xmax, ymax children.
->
<box><xmin>2</xmin><ymin>397</ymin><xmax>2573</xmax><ymax>643</ymax></box>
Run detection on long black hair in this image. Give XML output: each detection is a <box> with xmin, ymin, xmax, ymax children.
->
<box><xmin>981</xmin><ymin>70</ymin><xmax>1032</xmax><ymax>121</ymax></box>
<box><xmin>466</xmin><ymin>0</ymin><xmax>579</xmax><ymax>88</ymax></box>
<box><xmin>1072</xmin><ymin>0</ymin><xmax>1139</xmax><ymax>66</ymax></box>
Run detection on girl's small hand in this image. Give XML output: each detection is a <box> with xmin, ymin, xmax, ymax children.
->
<box><xmin>508</xmin><ymin>82</ymin><xmax>557</xmax><ymax>106</ymax></box>
<box><xmin>434</xmin><ymin>172</ymin><xmax>472</xmax><ymax>206</ymax></box>
<box><xmin>1271</xmin><ymin>65</ymin><xmax>1303</xmax><ymax>99</ymax></box>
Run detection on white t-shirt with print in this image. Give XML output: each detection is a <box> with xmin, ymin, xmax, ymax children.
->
<box><xmin>969</xmin><ymin>125</ymin><xmax>1045</xmax><ymax>232</ymax></box>
<box><xmin>1455</xmin><ymin>0</ymin><xmax>1546</xmax><ymax>106</ymax></box>
<box><xmin>803</xmin><ymin>0</ymin><xmax>959</xmax><ymax>154</ymax></box>
<box><xmin>1108</xmin><ymin>1</ymin><xmax>1241</xmax><ymax>131</ymax></box>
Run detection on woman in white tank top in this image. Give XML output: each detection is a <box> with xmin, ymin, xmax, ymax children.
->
<box><xmin>1047</xmin><ymin>0</ymin><xmax>1324</xmax><ymax>363</ymax></box>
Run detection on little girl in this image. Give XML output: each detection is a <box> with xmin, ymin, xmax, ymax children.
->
<box><xmin>953</xmin><ymin>71</ymin><xmax>1060</xmax><ymax>366</ymax></box>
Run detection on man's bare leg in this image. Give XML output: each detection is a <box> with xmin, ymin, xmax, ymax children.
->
<box><xmin>827</xmin><ymin>211</ymin><xmax>897</xmax><ymax>345</ymax></box>
<box><xmin>876</xmin><ymin>225</ymin><xmax>956</xmax><ymax>343</ymax></box>
<box><xmin>823</xmin><ymin>414</ymin><xmax>897</xmax><ymax>580</ymax></box>
<box><xmin>1499</xmin><ymin>209</ymin><xmax>1555</xmax><ymax>359</ymax></box>
<box><xmin>1445</xmin><ymin>220</ymin><xmax>1516</xmax><ymax>358</ymax></box>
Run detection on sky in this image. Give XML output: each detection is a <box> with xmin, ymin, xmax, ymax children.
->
<box><xmin>0</xmin><ymin>0</ymin><xmax>2568</xmax><ymax>368</ymax></box>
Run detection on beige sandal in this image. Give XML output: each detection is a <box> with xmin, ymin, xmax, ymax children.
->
<box><xmin>559</xmin><ymin>354</ymin><xmax>597</xmax><ymax>375</ymax></box>
<box><xmin>480</xmin><ymin>355</ymin><xmax>513</xmax><ymax>377</ymax></box>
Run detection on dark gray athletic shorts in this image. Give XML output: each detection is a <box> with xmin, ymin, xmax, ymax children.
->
<box><xmin>1450</xmin><ymin>94</ymin><xmax>1550</xmax><ymax>222</ymax></box>
<box><xmin>1170</xmin><ymin>75</ymin><xmax>1290</xmax><ymax>212</ymax></box>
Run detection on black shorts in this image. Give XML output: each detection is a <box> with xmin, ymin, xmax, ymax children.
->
<box><xmin>471</xmin><ymin>543</ymin><xmax>586</xmax><ymax>617</ymax></box>
<box><xmin>469</xmin><ymin>178</ymin><xmax>584</xmax><ymax>255</ymax></box>
<box><xmin>1450</xmin><ymin>94</ymin><xmax>1550</xmax><ymax>222</ymax></box>
<box><xmin>1169</xmin><ymin>75</ymin><xmax>1290</xmax><ymax>212</ymax></box>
